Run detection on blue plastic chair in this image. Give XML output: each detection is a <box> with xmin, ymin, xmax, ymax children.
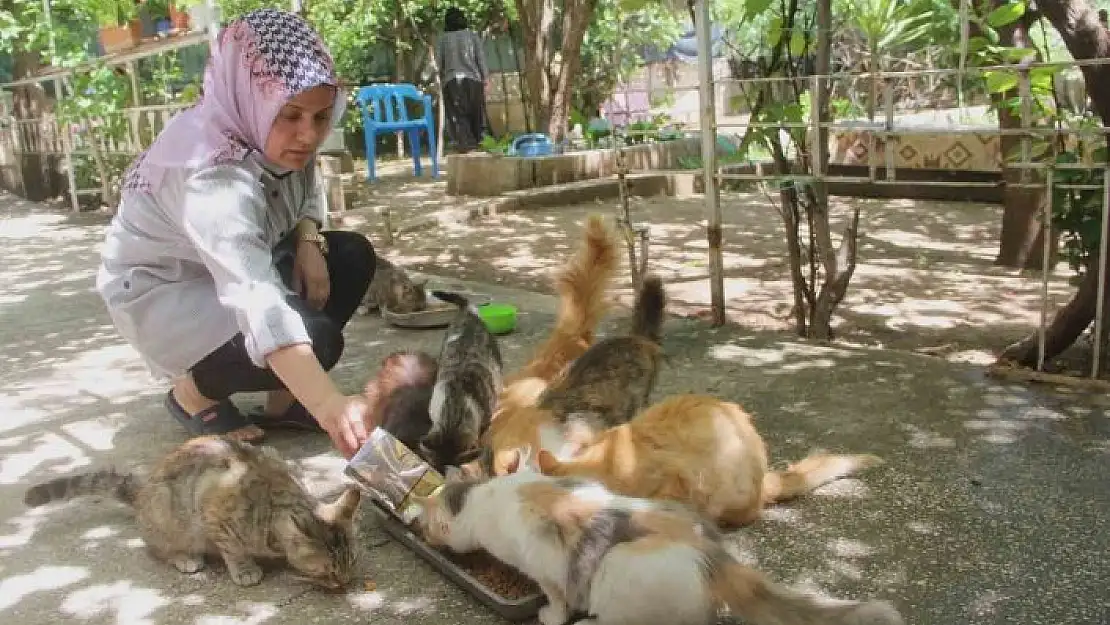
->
<box><xmin>355</xmin><ymin>84</ymin><xmax>439</xmax><ymax>182</ymax></box>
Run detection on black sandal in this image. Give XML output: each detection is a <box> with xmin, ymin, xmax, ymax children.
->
<box><xmin>248</xmin><ymin>402</ymin><xmax>324</xmax><ymax>432</ymax></box>
<box><xmin>164</xmin><ymin>391</ymin><xmax>265</xmax><ymax>441</ymax></box>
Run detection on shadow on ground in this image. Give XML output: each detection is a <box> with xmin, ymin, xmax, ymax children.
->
<box><xmin>1</xmin><ymin>193</ymin><xmax>1108</xmax><ymax>624</ymax></box>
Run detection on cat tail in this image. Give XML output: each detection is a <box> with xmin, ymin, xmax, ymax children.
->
<box><xmin>711</xmin><ymin>559</ymin><xmax>904</xmax><ymax>625</ymax></box>
<box><xmin>762</xmin><ymin>453</ymin><xmax>883</xmax><ymax>504</ymax></box>
<box><xmin>23</xmin><ymin>469</ymin><xmax>141</xmax><ymax>508</ymax></box>
<box><xmin>630</xmin><ymin>273</ymin><xmax>666</xmax><ymax>343</ymax></box>
<box><xmin>552</xmin><ymin>214</ymin><xmax>619</xmax><ymax>341</ymax></box>
<box><xmin>431</xmin><ymin>290</ymin><xmax>471</xmax><ymax>310</ymax></box>
<box><xmin>510</xmin><ymin>215</ymin><xmax>619</xmax><ymax>383</ymax></box>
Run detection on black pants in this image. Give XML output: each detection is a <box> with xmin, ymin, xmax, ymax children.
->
<box><xmin>190</xmin><ymin>230</ymin><xmax>376</xmax><ymax>401</ymax></box>
<box><xmin>444</xmin><ymin>77</ymin><xmax>486</xmax><ymax>152</ymax></box>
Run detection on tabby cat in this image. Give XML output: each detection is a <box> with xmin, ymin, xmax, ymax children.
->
<box><xmin>23</xmin><ymin>435</ymin><xmax>362</xmax><ymax>589</ymax></box>
<box><xmin>475</xmin><ymin>273</ymin><xmax>667</xmax><ymax>477</ymax></box>
<box><xmin>417</xmin><ymin>457</ymin><xmax>903</xmax><ymax>625</ymax></box>
<box><xmin>421</xmin><ymin>290</ymin><xmax>504</xmax><ymax>472</ymax></box>
<box><xmin>536</xmin><ymin>394</ymin><xmax>883</xmax><ymax>527</ymax></box>
<box><xmin>362</xmin><ymin>255</ymin><xmax>428</xmax><ymax>314</ymax></box>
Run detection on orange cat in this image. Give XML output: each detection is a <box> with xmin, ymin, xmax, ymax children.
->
<box><xmin>536</xmin><ymin>394</ymin><xmax>882</xmax><ymax>527</ymax></box>
<box><xmin>476</xmin><ymin>276</ymin><xmax>666</xmax><ymax>478</ymax></box>
<box><xmin>503</xmin><ymin>214</ymin><xmax>619</xmax><ymax>387</ymax></box>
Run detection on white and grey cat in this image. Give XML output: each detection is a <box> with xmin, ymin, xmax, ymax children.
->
<box><xmin>362</xmin><ymin>255</ymin><xmax>428</xmax><ymax>314</ymax></box>
<box><xmin>420</xmin><ymin>290</ymin><xmax>504</xmax><ymax>472</ymax></box>
<box><xmin>418</xmin><ymin>450</ymin><xmax>903</xmax><ymax>625</ymax></box>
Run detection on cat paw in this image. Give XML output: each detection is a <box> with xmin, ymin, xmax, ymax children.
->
<box><xmin>171</xmin><ymin>555</ymin><xmax>206</xmax><ymax>574</ymax></box>
<box><xmin>538</xmin><ymin>603</ymin><xmax>569</xmax><ymax>625</ymax></box>
<box><xmin>227</xmin><ymin>560</ymin><xmax>264</xmax><ymax>587</ymax></box>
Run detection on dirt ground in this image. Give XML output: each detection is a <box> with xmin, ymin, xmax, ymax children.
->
<box><xmin>341</xmin><ymin>168</ymin><xmax>1074</xmax><ymax>366</ymax></box>
<box><xmin>4</xmin><ymin>189</ymin><xmax>1110</xmax><ymax>624</ymax></box>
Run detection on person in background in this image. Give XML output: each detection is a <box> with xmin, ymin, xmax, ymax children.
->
<box><xmin>96</xmin><ymin>8</ymin><xmax>377</xmax><ymax>458</ymax></box>
<box><xmin>437</xmin><ymin>7</ymin><xmax>489</xmax><ymax>153</ymax></box>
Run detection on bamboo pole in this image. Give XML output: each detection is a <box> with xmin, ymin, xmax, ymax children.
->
<box><xmin>695</xmin><ymin>0</ymin><xmax>725</xmax><ymax>326</ymax></box>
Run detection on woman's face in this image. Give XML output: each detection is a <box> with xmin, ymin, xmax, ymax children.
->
<box><xmin>264</xmin><ymin>85</ymin><xmax>335</xmax><ymax>170</ymax></box>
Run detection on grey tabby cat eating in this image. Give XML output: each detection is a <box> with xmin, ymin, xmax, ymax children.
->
<box><xmin>23</xmin><ymin>435</ymin><xmax>362</xmax><ymax>590</ymax></box>
<box><xmin>421</xmin><ymin>290</ymin><xmax>504</xmax><ymax>472</ymax></box>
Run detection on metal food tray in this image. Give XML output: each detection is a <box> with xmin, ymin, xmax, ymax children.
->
<box><xmin>381</xmin><ymin>290</ymin><xmax>493</xmax><ymax>329</ymax></box>
<box><xmin>367</xmin><ymin>499</ymin><xmax>545</xmax><ymax>621</ymax></box>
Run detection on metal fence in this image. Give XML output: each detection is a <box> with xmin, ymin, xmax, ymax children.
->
<box><xmin>605</xmin><ymin>21</ymin><xmax>1110</xmax><ymax>380</ymax></box>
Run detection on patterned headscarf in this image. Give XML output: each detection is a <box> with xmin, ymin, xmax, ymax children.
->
<box><xmin>124</xmin><ymin>8</ymin><xmax>345</xmax><ymax>193</ymax></box>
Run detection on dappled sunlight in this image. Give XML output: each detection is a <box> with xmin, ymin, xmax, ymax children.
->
<box><xmin>0</xmin><ymin>565</ymin><xmax>89</xmax><ymax>610</ymax></box>
<box><xmin>708</xmin><ymin>338</ymin><xmax>854</xmax><ymax>368</ymax></box>
<box><xmin>193</xmin><ymin>602</ymin><xmax>279</xmax><ymax>625</ymax></box>
<box><xmin>372</xmin><ymin>185</ymin><xmax>1075</xmax><ymax>357</ymax></box>
<box><xmin>60</xmin><ymin>581</ymin><xmax>171</xmax><ymax>624</ymax></box>
<box><xmin>0</xmin><ymin>431</ymin><xmax>91</xmax><ymax>484</ymax></box>
<box><xmin>3</xmin><ymin>190</ymin><xmax>1109</xmax><ymax>623</ymax></box>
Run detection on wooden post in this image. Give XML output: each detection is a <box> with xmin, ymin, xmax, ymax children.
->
<box><xmin>127</xmin><ymin>60</ymin><xmax>141</xmax><ymax>152</ymax></box>
<box><xmin>317</xmin><ymin>154</ymin><xmax>345</xmax><ymax>219</ymax></box>
<box><xmin>55</xmin><ymin>77</ymin><xmax>80</xmax><ymax>213</ymax></box>
<box><xmin>695</xmin><ymin>0</ymin><xmax>725</xmax><ymax>326</ymax></box>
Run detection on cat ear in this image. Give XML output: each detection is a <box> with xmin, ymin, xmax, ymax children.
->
<box><xmin>504</xmin><ymin>446</ymin><xmax>534</xmax><ymax>474</ymax></box>
<box><xmin>516</xmin><ymin>445</ymin><xmax>534</xmax><ymax>470</ymax></box>
<box><xmin>320</xmin><ymin>486</ymin><xmax>362</xmax><ymax>523</ymax></box>
<box><xmin>536</xmin><ymin>449</ymin><xmax>560</xmax><ymax>474</ymax></box>
<box><xmin>444</xmin><ymin>466</ymin><xmax>464</xmax><ymax>482</ymax></box>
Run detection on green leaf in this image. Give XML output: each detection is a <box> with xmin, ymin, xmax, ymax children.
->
<box><xmin>985</xmin><ymin>70</ymin><xmax>1019</xmax><ymax>94</ymax></box>
<box><xmin>986</xmin><ymin>1</ymin><xmax>1026</xmax><ymax>28</ymax></box>
<box><xmin>789</xmin><ymin>30</ymin><xmax>806</xmax><ymax>56</ymax></box>
<box><xmin>744</xmin><ymin>0</ymin><xmax>775</xmax><ymax>19</ymax></box>
<box><xmin>966</xmin><ymin>36</ymin><xmax>991</xmax><ymax>53</ymax></box>
<box><xmin>767</xmin><ymin>16</ymin><xmax>783</xmax><ymax>48</ymax></box>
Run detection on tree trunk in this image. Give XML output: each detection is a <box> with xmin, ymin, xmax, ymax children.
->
<box><xmin>998</xmin><ymin>0</ymin><xmax>1110</xmax><ymax>366</ymax></box>
<box><xmin>993</xmin><ymin>12</ymin><xmax>1055</xmax><ymax>269</ymax></box>
<box><xmin>514</xmin><ymin>0</ymin><xmax>597</xmax><ymax>141</ymax></box>
<box><xmin>9</xmin><ymin>48</ymin><xmax>53</xmax><ymax>201</ymax></box>
<box><xmin>515</xmin><ymin>0</ymin><xmax>554</xmax><ymax>134</ymax></box>
<box><xmin>545</xmin><ymin>0</ymin><xmax>596</xmax><ymax>141</ymax></box>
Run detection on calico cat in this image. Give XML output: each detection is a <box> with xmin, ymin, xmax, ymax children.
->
<box><xmin>421</xmin><ymin>290</ymin><xmax>504</xmax><ymax>472</ymax></box>
<box><xmin>536</xmin><ymin>394</ymin><xmax>883</xmax><ymax>527</ymax></box>
<box><xmin>504</xmin><ymin>214</ymin><xmax>619</xmax><ymax>386</ymax></box>
<box><xmin>23</xmin><ymin>435</ymin><xmax>362</xmax><ymax>589</ymax></box>
<box><xmin>362</xmin><ymin>255</ymin><xmax>428</xmax><ymax>314</ymax></box>
<box><xmin>474</xmin><ymin>274</ymin><xmax>667</xmax><ymax>477</ymax></box>
<box><xmin>365</xmin><ymin>350</ymin><xmax>438</xmax><ymax>455</ymax></box>
<box><xmin>416</xmin><ymin>457</ymin><xmax>903</xmax><ymax>625</ymax></box>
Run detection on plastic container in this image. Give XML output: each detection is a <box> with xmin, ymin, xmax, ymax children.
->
<box><xmin>508</xmin><ymin>133</ymin><xmax>553</xmax><ymax>157</ymax></box>
<box><xmin>367</xmin><ymin>500</ymin><xmax>545</xmax><ymax>621</ymax></box>
<box><xmin>478</xmin><ymin>303</ymin><xmax>518</xmax><ymax>335</ymax></box>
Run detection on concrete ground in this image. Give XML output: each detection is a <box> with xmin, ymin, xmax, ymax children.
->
<box><xmin>1</xmin><ymin>192</ymin><xmax>1109</xmax><ymax>625</ymax></box>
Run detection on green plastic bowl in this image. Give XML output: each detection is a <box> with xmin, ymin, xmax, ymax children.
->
<box><xmin>478</xmin><ymin>302</ymin><xmax>518</xmax><ymax>335</ymax></box>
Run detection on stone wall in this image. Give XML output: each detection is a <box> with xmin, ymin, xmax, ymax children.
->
<box><xmin>447</xmin><ymin>137</ymin><xmax>707</xmax><ymax>196</ymax></box>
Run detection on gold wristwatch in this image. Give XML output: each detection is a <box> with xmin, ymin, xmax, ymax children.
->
<box><xmin>300</xmin><ymin>232</ymin><xmax>329</xmax><ymax>255</ymax></box>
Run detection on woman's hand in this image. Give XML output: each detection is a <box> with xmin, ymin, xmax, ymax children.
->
<box><xmin>267</xmin><ymin>344</ymin><xmax>375</xmax><ymax>459</ymax></box>
<box><xmin>315</xmin><ymin>393</ymin><xmax>375</xmax><ymax>458</ymax></box>
<box><xmin>293</xmin><ymin>240</ymin><xmax>330</xmax><ymax>310</ymax></box>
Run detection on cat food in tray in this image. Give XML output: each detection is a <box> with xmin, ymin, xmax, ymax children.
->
<box><xmin>382</xmin><ymin>289</ymin><xmax>492</xmax><ymax>329</ymax></box>
<box><xmin>366</xmin><ymin>499</ymin><xmax>545</xmax><ymax>621</ymax></box>
<box><xmin>346</xmin><ymin>430</ymin><xmax>544</xmax><ymax>620</ymax></box>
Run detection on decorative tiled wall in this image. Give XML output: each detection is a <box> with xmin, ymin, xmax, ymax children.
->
<box><xmin>829</xmin><ymin>130</ymin><xmax>1003</xmax><ymax>172</ymax></box>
